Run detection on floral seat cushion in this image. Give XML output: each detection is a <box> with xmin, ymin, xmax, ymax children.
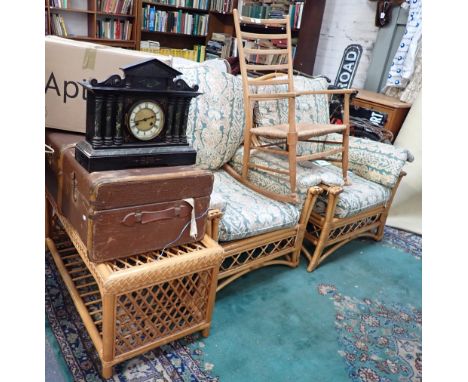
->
<box><xmin>299</xmin><ymin>133</ymin><xmax>413</xmax><ymax>189</ymax></box>
<box><xmin>229</xmin><ymin>146</ymin><xmax>344</xmax><ymax>206</ymax></box>
<box><xmin>212</xmin><ymin>170</ymin><xmax>300</xmax><ymax>242</ymax></box>
<box><xmin>229</xmin><ymin>148</ymin><xmax>391</xmax><ymax>219</ymax></box>
<box><xmin>312</xmin><ymin>162</ymin><xmax>392</xmax><ymax>218</ymax></box>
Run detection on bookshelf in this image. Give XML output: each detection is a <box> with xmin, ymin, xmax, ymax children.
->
<box><xmin>45</xmin><ymin>0</ymin><xmax>140</xmax><ymax>49</ymax></box>
<box><xmin>140</xmin><ymin>0</ymin><xmax>211</xmax><ymax>50</ymax></box>
<box><xmin>44</xmin><ymin>0</ymin><xmax>324</xmax><ymax>72</ymax></box>
<box><xmin>235</xmin><ymin>0</ymin><xmax>325</xmax><ymax>75</ymax></box>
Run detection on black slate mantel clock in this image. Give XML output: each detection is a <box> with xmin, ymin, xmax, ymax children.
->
<box><xmin>75</xmin><ymin>58</ymin><xmax>200</xmax><ymax>172</ymax></box>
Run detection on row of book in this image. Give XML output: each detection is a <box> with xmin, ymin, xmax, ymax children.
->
<box><xmin>140</xmin><ymin>41</ymin><xmax>207</xmax><ymax>62</ymax></box>
<box><xmin>209</xmin><ymin>0</ymin><xmax>234</xmax><ymax>13</ymax></box>
<box><xmin>289</xmin><ymin>2</ymin><xmax>304</xmax><ymax>29</ymax></box>
<box><xmin>240</xmin><ymin>0</ymin><xmax>290</xmax><ymax>19</ymax></box>
<box><xmin>97</xmin><ymin>0</ymin><xmax>134</xmax><ymax>14</ymax></box>
<box><xmin>152</xmin><ymin>0</ymin><xmax>210</xmax><ymax>11</ymax></box>
<box><xmin>243</xmin><ymin>38</ymin><xmax>297</xmax><ymax>65</ymax></box>
<box><xmin>50</xmin><ymin>13</ymin><xmax>68</xmax><ymax>36</ymax></box>
<box><xmin>49</xmin><ymin>0</ymin><xmax>69</xmax><ymax>7</ymax></box>
<box><xmin>97</xmin><ymin>18</ymin><xmax>133</xmax><ymax>39</ymax></box>
<box><xmin>141</xmin><ymin>7</ymin><xmax>209</xmax><ymax>36</ymax></box>
<box><xmin>206</xmin><ymin>32</ymin><xmax>237</xmax><ymax>59</ymax></box>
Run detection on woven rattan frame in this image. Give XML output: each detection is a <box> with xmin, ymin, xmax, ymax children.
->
<box><xmin>206</xmin><ymin>185</ymin><xmax>322</xmax><ymax>291</ymax></box>
<box><xmin>45</xmin><ymin>192</ymin><xmax>223</xmax><ymax>379</ymax></box>
<box><xmin>301</xmin><ymin>172</ymin><xmax>406</xmax><ymax>272</ymax></box>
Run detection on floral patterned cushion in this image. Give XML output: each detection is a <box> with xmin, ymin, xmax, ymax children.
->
<box><xmin>253</xmin><ymin>75</ymin><xmax>331</xmax><ymax>156</ymax></box>
<box><xmin>178</xmin><ymin>65</ymin><xmax>245</xmax><ymax>170</ymax></box>
<box><xmin>299</xmin><ymin>133</ymin><xmax>413</xmax><ymax>189</ymax></box>
<box><xmin>254</xmin><ymin>75</ymin><xmax>330</xmax><ymax>127</ymax></box>
<box><xmin>229</xmin><ymin>146</ymin><xmax>344</xmax><ymax>206</ymax></box>
<box><xmin>212</xmin><ymin>170</ymin><xmax>300</xmax><ymax>242</ymax></box>
<box><xmin>312</xmin><ymin>162</ymin><xmax>392</xmax><ymax>218</ymax></box>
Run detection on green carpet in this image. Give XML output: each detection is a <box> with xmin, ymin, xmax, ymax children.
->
<box><xmin>193</xmin><ymin>234</ymin><xmax>421</xmax><ymax>382</ymax></box>
<box><xmin>46</xmin><ymin>228</ymin><xmax>421</xmax><ymax>381</ymax></box>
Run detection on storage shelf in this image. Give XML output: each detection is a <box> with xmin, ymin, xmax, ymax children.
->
<box><xmin>143</xmin><ymin>2</ymin><xmax>210</xmax><ymax>13</ymax></box>
<box><xmin>96</xmin><ymin>11</ymin><xmax>135</xmax><ymax>18</ymax></box>
<box><xmin>48</xmin><ymin>6</ymin><xmax>95</xmax><ymax>14</ymax></box>
<box><xmin>210</xmin><ymin>11</ymin><xmax>233</xmax><ymax>15</ymax></box>
<box><xmin>141</xmin><ymin>29</ymin><xmax>207</xmax><ymax>38</ymax></box>
<box><xmin>63</xmin><ymin>36</ymin><xmax>136</xmax><ymax>46</ymax></box>
<box><xmin>45</xmin><ymin>0</ymin><xmax>140</xmax><ymax>50</ymax></box>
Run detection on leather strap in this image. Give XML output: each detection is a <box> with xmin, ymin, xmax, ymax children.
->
<box><xmin>121</xmin><ymin>204</ymin><xmax>192</xmax><ymax>227</ymax></box>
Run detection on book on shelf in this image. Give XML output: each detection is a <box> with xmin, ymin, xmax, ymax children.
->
<box><xmin>97</xmin><ymin>18</ymin><xmax>133</xmax><ymax>40</ymax></box>
<box><xmin>242</xmin><ymin>36</ymin><xmax>297</xmax><ymax>65</ymax></box>
<box><xmin>50</xmin><ymin>0</ymin><xmax>69</xmax><ymax>8</ymax></box>
<box><xmin>141</xmin><ymin>5</ymin><xmax>209</xmax><ymax>36</ymax></box>
<box><xmin>98</xmin><ymin>0</ymin><xmax>134</xmax><ymax>15</ymax></box>
<box><xmin>289</xmin><ymin>2</ymin><xmax>304</xmax><ymax>29</ymax></box>
<box><xmin>140</xmin><ymin>40</ymin><xmax>206</xmax><ymax>62</ymax></box>
<box><xmin>239</xmin><ymin>0</ymin><xmax>304</xmax><ymax>25</ymax></box>
<box><xmin>51</xmin><ymin>13</ymin><xmax>68</xmax><ymax>37</ymax></box>
<box><xmin>210</xmin><ymin>0</ymin><xmax>234</xmax><ymax>13</ymax></box>
<box><xmin>149</xmin><ymin>0</ymin><xmax>210</xmax><ymax>11</ymax></box>
<box><xmin>206</xmin><ymin>32</ymin><xmax>236</xmax><ymax>59</ymax></box>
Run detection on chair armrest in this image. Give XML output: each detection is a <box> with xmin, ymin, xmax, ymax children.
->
<box><xmin>295</xmin><ymin>88</ymin><xmax>357</xmax><ymax>96</ymax></box>
<box><xmin>249</xmin><ymin>92</ymin><xmax>296</xmax><ymax>100</ymax></box>
<box><xmin>318</xmin><ymin>134</ymin><xmax>413</xmax><ymax>188</ymax></box>
<box><xmin>206</xmin><ymin>208</ymin><xmax>223</xmax><ymax>242</ymax></box>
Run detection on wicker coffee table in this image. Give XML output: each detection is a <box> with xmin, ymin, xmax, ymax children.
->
<box><xmin>46</xmin><ymin>207</ymin><xmax>223</xmax><ymax>378</ymax></box>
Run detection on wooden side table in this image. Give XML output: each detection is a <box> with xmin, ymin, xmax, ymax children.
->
<box><xmin>351</xmin><ymin>89</ymin><xmax>412</xmax><ymax>142</ymax></box>
<box><xmin>46</xmin><ymin>195</ymin><xmax>223</xmax><ymax>379</ymax></box>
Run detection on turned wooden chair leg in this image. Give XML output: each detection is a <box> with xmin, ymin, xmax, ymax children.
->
<box><xmin>288</xmin><ymin>144</ymin><xmax>297</xmax><ymax>194</ymax></box>
<box><xmin>242</xmin><ymin>132</ymin><xmax>252</xmax><ymax>180</ymax></box>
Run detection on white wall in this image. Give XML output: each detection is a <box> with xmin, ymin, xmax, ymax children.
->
<box><xmin>313</xmin><ymin>0</ymin><xmax>379</xmax><ymax>88</ymax></box>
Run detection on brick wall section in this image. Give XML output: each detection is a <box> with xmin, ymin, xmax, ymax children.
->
<box><xmin>312</xmin><ymin>0</ymin><xmax>379</xmax><ymax>88</ymax></box>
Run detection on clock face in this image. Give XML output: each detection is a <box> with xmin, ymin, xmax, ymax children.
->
<box><xmin>128</xmin><ymin>101</ymin><xmax>165</xmax><ymax>141</ymax></box>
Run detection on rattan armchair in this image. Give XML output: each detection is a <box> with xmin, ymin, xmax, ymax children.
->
<box><xmin>206</xmin><ymin>185</ymin><xmax>322</xmax><ymax>291</ymax></box>
<box><xmin>302</xmin><ymin>172</ymin><xmax>406</xmax><ymax>272</ymax></box>
<box><xmin>233</xmin><ymin>9</ymin><xmax>354</xmax><ymax>203</ymax></box>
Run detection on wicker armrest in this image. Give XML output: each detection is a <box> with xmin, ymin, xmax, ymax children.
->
<box><xmin>206</xmin><ymin>208</ymin><xmax>223</xmax><ymax>242</ymax></box>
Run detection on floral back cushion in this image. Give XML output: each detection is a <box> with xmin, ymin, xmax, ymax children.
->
<box><xmin>178</xmin><ymin>65</ymin><xmax>245</xmax><ymax>170</ymax></box>
<box><xmin>253</xmin><ymin>75</ymin><xmax>330</xmax><ymax>127</ymax></box>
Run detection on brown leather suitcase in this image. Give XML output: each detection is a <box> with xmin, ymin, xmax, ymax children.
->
<box><xmin>45</xmin><ymin>129</ymin><xmax>213</xmax><ymax>263</ymax></box>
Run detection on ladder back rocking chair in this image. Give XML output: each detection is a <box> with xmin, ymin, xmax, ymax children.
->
<box><xmin>233</xmin><ymin>8</ymin><xmax>354</xmax><ymax>203</ymax></box>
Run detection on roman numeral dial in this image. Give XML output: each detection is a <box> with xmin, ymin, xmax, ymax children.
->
<box><xmin>128</xmin><ymin>101</ymin><xmax>165</xmax><ymax>141</ymax></box>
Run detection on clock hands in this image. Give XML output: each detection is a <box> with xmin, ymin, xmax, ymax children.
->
<box><xmin>134</xmin><ymin>115</ymin><xmax>157</xmax><ymax>125</ymax></box>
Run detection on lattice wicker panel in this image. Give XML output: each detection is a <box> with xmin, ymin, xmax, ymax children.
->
<box><xmin>51</xmin><ymin>231</ymin><xmax>104</xmax><ymax>336</ymax></box>
<box><xmin>307</xmin><ymin>213</ymin><xmax>381</xmax><ymax>242</ymax></box>
<box><xmin>220</xmin><ymin>236</ymin><xmax>296</xmax><ymax>274</ymax></box>
<box><xmin>114</xmin><ymin>269</ymin><xmax>213</xmax><ymax>356</ymax></box>
<box><xmin>106</xmin><ymin>242</ymin><xmax>208</xmax><ymax>273</ymax></box>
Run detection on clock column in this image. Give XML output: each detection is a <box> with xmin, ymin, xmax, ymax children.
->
<box><xmin>91</xmin><ymin>94</ymin><xmax>104</xmax><ymax>147</ymax></box>
<box><xmin>104</xmin><ymin>95</ymin><xmax>115</xmax><ymax>146</ymax></box>
<box><xmin>114</xmin><ymin>96</ymin><xmax>124</xmax><ymax>145</ymax></box>
<box><xmin>165</xmin><ymin>98</ymin><xmax>176</xmax><ymax>143</ymax></box>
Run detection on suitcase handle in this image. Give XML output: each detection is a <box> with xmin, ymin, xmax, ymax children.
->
<box><xmin>121</xmin><ymin>204</ymin><xmax>192</xmax><ymax>227</ymax></box>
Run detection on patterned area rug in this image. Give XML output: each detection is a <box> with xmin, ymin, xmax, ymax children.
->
<box><xmin>45</xmin><ymin>226</ymin><xmax>421</xmax><ymax>381</ymax></box>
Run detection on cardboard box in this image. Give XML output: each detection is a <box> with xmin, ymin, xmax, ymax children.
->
<box><xmin>45</xmin><ymin>36</ymin><xmax>173</xmax><ymax>133</ymax></box>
